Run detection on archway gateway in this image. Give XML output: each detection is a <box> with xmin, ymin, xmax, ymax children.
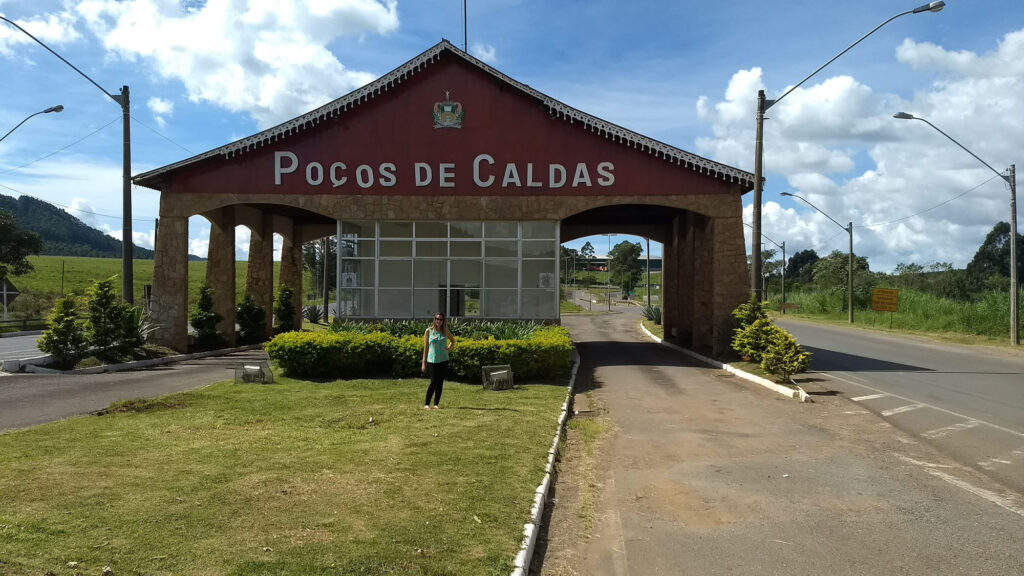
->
<box><xmin>134</xmin><ymin>40</ymin><xmax>754</xmax><ymax>355</ymax></box>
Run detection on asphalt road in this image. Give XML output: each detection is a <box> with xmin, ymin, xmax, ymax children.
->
<box><xmin>535</xmin><ymin>311</ymin><xmax>1024</xmax><ymax>575</ymax></box>
<box><xmin>777</xmin><ymin>318</ymin><xmax>1024</xmax><ymax>496</ymax></box>
<box><xmin>0</xmin><ymin>333</ymin><xmax>42</xmax><ymax>362</ymax></box>
<box><xmin>0</xmin><ymin>349</ymin><xmax>268</xmax><ymax>432</ymax></box>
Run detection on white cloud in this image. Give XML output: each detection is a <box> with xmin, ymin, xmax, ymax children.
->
<box><xmin>69</xmin><ymin>196</ymin><xmax>97</xmax><ymax>227</ymax></box>
<box><xmin>74</xmin><ymin>0</ymin><xmax>399</xmax><ymax>128</ymax></box>
<box><xmin>470</xmin><ymin>42</ymin><xmax>496</xmax><ymax>63</ymax></box>
<box><xmin>0</xmin><ymin>11</ymin><xmax>80</xmax><ymax>57</ymax></box>
<box><xmin>701</xmin><ymin>28</ymin><xmax>1024</xmax><ymax>272</ymax></box>
<box><xmin>147</xmin><ymin>96</ymin><xmax>173</xmax><ymax>129</ymax></box>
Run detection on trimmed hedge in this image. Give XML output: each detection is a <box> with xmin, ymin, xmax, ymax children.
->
<box><xmin>265</xmin><ymin>326</ymin><xmax>573</xmax><ymax>382</ymax></box>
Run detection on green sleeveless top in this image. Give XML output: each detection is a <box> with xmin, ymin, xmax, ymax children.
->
<box><xmin>426</xmin><ymin>329</ymin><xmax>449</xmax><ymax>363</ymax></box>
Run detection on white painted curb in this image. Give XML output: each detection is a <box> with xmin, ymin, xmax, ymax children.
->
<box><xmin>5</xmin><ymin>344</ymin><xmax>265</xmax><ymax>375</ymax></box>
<box><xmin>510</xmin><ymin>347</ymin><xmax>581</xmax><ymax>576</ymax></box>
<box><xmin>638</xmin><ymin>321</ymin><xmax>807</xmax><ymax>402</ymax></box>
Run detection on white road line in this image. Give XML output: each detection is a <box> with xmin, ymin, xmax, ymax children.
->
<box><xmin>925</xmin><ymin>469</ymin><xmax>1024</xmax><ymax>518</ymax></box>
<box><xmin>922</xmin><ymin>420</ymin><xmax>982</xmax><ymax>439</ymax></box>
<box><xmin>851</xmin><ymin>393</ymin><xmax>888</xmax><ymax>402</ymax></box>
<box><xmin>882</xmin><ymin>404</ymin><xmax>925</xmax><ymax>416</ymax></box>
<box><xmin>978</xmin><ymin>458</ymin><xmax>1014</xmax><ymax>470</ymax></box>
<box><xmin>818</xmin><ymin>372</ymin><xmax>1024</xmax><ymax>439</ymax></box>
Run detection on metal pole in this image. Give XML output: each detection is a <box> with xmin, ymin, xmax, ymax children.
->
<box><xmin>1010</xmin><ymin>164</ymin><xmax>1019</xmax><ymax>345</ymax></box>
<box><xmin>646</xmin><ymin>238</ymin><xmax>651</xmax><ymax>306</ymax></box>
<box><xmin>848</xmin><ymin>222</ymin><xmax>855</xmax><ymax>324</ymax></box>
<box><xmin>322</xmin><ymin>237</ymin><xmax>329</xmax><ymax>322</ymax></box>
<box><xmin>751</xmin><ymin>90</ymin><xmax>765</xmax><ymax>301</ymax></box>
<box><xmin>781</xmin><ymin>241</ymin><xmax>787</xmax><ymax>315</ymax></box>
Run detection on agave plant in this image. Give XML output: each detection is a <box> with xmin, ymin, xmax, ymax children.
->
<box><xmin>303</xmin><ymin>305</ymin><xmax>325</xmax><ymax>324</ymax></box>
<box><xmin>641</xmin><ymin>304</ymin><xmax>662</xmax><ymax>325</ymax></box>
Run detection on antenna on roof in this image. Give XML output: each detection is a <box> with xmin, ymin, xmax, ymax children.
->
<box><xmin>463</xmin><ymin>0</ymin><xmax>468</xmax><ymax>52</ymax></box>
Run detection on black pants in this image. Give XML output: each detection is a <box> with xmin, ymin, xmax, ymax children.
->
<box><xmin>425</xmin><ymin>361</ymin><xmax>448</xmax><ymax>406</ymax></box>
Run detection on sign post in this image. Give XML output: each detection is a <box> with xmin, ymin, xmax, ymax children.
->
<box><xmin>0</xmin><ymin>278</ymin><xmax>21</xmax><ymax>321</ymax></box>
<box><xmin>871</xmin><ymin>288</ymin><xmax>899</xmax><ymax>328</ymax></box>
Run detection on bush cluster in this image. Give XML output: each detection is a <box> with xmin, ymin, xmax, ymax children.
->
<box><xmin>266</xmin><ymin>325</ymin><xmax>572</xmax><ymax>382</ymax></box>
<box><xmin>731</xmin><ymin>297</ymin><xmax>810</xmax><ymax>383</ymax></box>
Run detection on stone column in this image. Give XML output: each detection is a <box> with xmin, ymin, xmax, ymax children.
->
<box><xmin>691</xmin><ymin>214</ymin><xmax>715</xmax><ymax>353</ymax></box>
<box><xmin>246</xmin><ymin>212</ymin><xmax>275</xmax><ymax>340</ymax></box>
<box><xmin>151</xmin><ymin>214</ymin><xmax>189</xmax><ymax>351</ymax></box>
<box><xmin>676</xmin><ymin>212</ymin><xmax>696</xmax><ymax>347</ymax></box>
<box><xmin>661</xmin><ymin>217</ymin><xmax>679</xmax><ymax>341</ymax></box>
<box><xmin>205</xmin><ymin>208</ymin><xmax>236</xmax><ymax>346</ymax></box>
<box><xmin>278</xmin><ymin>221</ymin><xmax>304</xmax><ymax>330</ymax></box>
<box><xmin>711</xmin><ymin>213</ymin><xmax>749</xmax><ymax>356</ymax></box>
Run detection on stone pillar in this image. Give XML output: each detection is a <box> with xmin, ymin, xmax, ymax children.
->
<box><xmin>278</xmin><ymin>221</ymin><xmax>304</xmax><ymax>329</ymax></box>
<box><xmin>661</xmin><ymin>217</ymin><xmax>679</xmax><ymax>341</ymax></box>
<box><xmin>676</xmin><ymin>212</ymin><xmax>696</xmax><ymax>347</ymax></box>
<box><xmin>205</xmin><ymin>208</ymin><xmax>236</xmax><ymax>346</ymax></box>
<box><xmin>691</xmin><ymin>214</ymin><xmax>715</xmax><ymax>353</ymax></box>
<box><xmin>711</xmin><ymin>213</ymin><xmax>749</xmax><ymax>356</ymax></box>
<box><xmin>151</xmin><ymin>214</ymin><xmax>189</xmax><ymax>351</ymax></box>
<box><xmin>246</xmin><ymin>212</ymin><xmax>275</xmax><ymax>340</ymax></box>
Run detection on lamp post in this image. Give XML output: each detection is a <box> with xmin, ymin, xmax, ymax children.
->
<box><xmin>0</xmin><ymin>105</ymin><xmax>64</xmax><ymax>143</ymax></box>
<box><xmin>603</xmin><ymin>233</ymin><xmax>615</xmax><ymax>311</ymax></box>
<box><xmin>751</xmin><ymin>1</ymin><xmax>944</xmax><ymax>301</ymax></box>
<box><xmin>781</xmin><ymin>192</ymin><xmax>853</xmax><ymax>323</ymax></box>
<box><xmin>2</xmin><ymin>16</ymin><xmax>134</xmax><ymax>304</ymax></box>
<box><xmin>894</xmin><ymin>112</ymin><xmax>1019</xmax><ymax>345</ymax></box>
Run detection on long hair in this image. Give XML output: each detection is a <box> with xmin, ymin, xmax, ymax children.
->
<box><xmin>432</xmin><ymin>312</ymin><xmax>448</xmax><ymax>334</ymax></box>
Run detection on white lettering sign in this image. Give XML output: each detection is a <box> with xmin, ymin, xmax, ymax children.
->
<box><xmin>272</xmin><ymin>151</ymin><xmax>616</xmax><ymax>191</ymax></box>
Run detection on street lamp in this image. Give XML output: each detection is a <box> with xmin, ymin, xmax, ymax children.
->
<box><xmin>0</xmin><ymin>105</ymin><xmax>63</xmax><ymax>143</ymax></box>
<box><xmin>893</xmin><ymin>112</ymin><xmax>1018</xmax><ymax>345</ymax></box>
<box><xmin>2</xmin><ymin>16</ymin><xmax>134</xmax><ymax>304</ymax></box>
<box><xmin>744</xmin><ymin>222</ymin><xmax>787</xmax><ymax>313</ymax></box>
<box><xmin>603</xmin><ymin>233</ymin><xmax>615</xmax><ymax>311</ymax></box>
<box><xmin>751</xmin><ymin>1</ymin><xmax>944</xmax><ymax>301</ymax></box>
<box><xmin>781</xmin><ymin>192</ymin><xmax>854</xmax><ymax>323</ymax></box>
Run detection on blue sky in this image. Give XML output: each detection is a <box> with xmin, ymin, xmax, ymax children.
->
<box><xmin>1</xmin><ymin>0</ymin><xmax>1022</xmax><ymax>271</ymax></box>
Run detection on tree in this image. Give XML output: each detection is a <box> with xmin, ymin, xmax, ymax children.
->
<box><xmin>273</xmin><ymin>284</ymin><xmax>297</xmax><ymax>333</ymax></box>
<box><xmin>37</xmin><ymin>295</ymin><xmax>87</xmax><ymax>370</ymax></box>
<box><xmin>190</xmin><ymin>284</ymin><xmax>224</xmax><ymax>350</ymax></box>
<box><xmin>965</xmin><ymin>222</ymin><xmax>1023</xmax><ymax>290</ymax></box>
<box><xmin>609</xmin><ymin>241</ymin><xmax>643</xmax><ymax>296</ymax></box>
<box><xmin>0</xmin><ymin>209</ymin><xmax>42</xmax><ymax>278</ymax></box>
<box><xmin>560</xmin><ymin>246</ymin><xmax>580</xmax><ymax>284</ymax></box>
<box><xmin>302</xmin><ymin>237</ymin><xmax>338</xmax><ymax>298</ymax></box>
<box><xmin>85</xmin><ymin>276</ymin><xmax>131</xmax><ymax>354</ymax></box>
<box><xmin>786</xmin><ymin>249</ymin><xmax>819</xmax><ymax>286</ymax></box>
<box><xmin>580</xmin><ymin>241</ymin><xmax>595</xmax><ymax>270</ymax></box>
<box><xmin>236</xmin><ymin>293</ymin><xmax>267</xmax><ymax>344</ymax></box>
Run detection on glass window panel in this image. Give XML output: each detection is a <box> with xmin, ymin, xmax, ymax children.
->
<box><xmin>415</xmin><ymin>221</ymin><xmax>447</xmax><ymax>238</ymax></box>
<box><xmin>379</xmin><ymin>260</ymin><xmax>411</xmax><ymax>288</ymax></box>
<box><xmin>379</xmin><ymin>221</ymin><xmax>413</xmax><ymax>238</ymax></box>
<box><xmin>522</xmin><ymin>221</ymin><xmax>556</xmax><ymax>239</ymax></box>
<box><xmin>522</xmin><ymin>240</ymin><xmax>556</xmax><ymax>259</ymax></box>
<box><xmin>522</xmin><ymin>260</ymin><xmax>556</xmax><ymax>289</ymax></box>
<box><xmin>414</xmin><ymin>289</ymin><xmax>447</xmax><ymax>318</ymax></box>
<box><xmin>378</xmin><ymin>289</ymin><xmax>412</xmax><ymax>317</ymax></box>
<box><xmin>450</xmin><ymin>241</ymin><xmax>481</xmax><ymax>258</ymax></box>
<box><xmin>341</xmin><ymin>220</ymin><xmax>374</xmax><ymax>237</ymax></box>
<box><xmin>339</xmin><ymin>260</ymin><xmax>374</xmax><ymax>287</ymax></box>
<box><xmin>485</xmin><ymin>260</ymin><xmax>518</xmax><ymax>289</ymax></box>
<box><xmin>416</xmin><ymin>241</ymin><xmax>447</xmax><ymax>257</ymax></box>
<box><xmin>379</xmin><ymin>240</ymin><xmax>412</xmax><ymax>257</ymax></box>
<box><xmin>339</xmin><ymin>238</ymin><xmax>374</xmax><ymax>258</ymax></box>
<box><xmin>485</xmin><ymin>240</ymin><xmax>518</xmax><ymax>258</ymax></box>
<box><xmin>414</xmin><ymin>260</ymin><xmax>447</xmax><ymax>289</ymax></box>
<box><xmin>484</xmin><ymin>221</ymin><xmax>517</xmax><ymax>238</ymax></box>
<box><xmin>337</xmin><ymin>289</ymin><xmax>373</xmax><ymax>317</ymax></box>
<box><xmin>522</xmin><ymin>289</ymin><xmax>557</xmax><ymax>319</ymax></box>
<box><xmin>452</xmin><ymin>288</ymin><xmax>480</xmax><ymax>317</ymax></box>
<box><xmin>483</xmin><ymin>289</ymin><xmax>517</xmax><ymax>318</ymax></box>
<box><xmin>450</xmin><ymin>260</ymin><xmax>481</xmax><ymax>288</ymax></box>
<box><xmin>450</xmin><ymin>221</ymin><xmax>482</xmax><ymax>238</ymax></box>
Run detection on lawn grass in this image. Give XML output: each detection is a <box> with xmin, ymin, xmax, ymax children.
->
<box><xmin>0</xmin><ymin>377</ymin><xmax>568</xmax><ymax>575</ymax></box>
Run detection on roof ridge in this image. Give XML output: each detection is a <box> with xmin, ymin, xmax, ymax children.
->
<box><xmin>135</xmin><ymin>40</ymin><xmax>753</xmax><ymax>189</ymax></box>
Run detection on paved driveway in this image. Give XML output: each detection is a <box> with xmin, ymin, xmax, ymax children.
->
<box><xmin>534</xmin><ymin>312</ymin><xmax>1024</xmax><ymax>575</ymax></box>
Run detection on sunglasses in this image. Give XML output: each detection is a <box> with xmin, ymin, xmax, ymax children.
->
<box><xmin>434</xmin><ymin>316</ymin><xmax>444</xmax><ymax>321</ymax></box>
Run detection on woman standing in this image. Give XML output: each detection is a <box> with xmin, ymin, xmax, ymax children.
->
<box><xmin>422</xmin><ymin>312</ymin><xmax>455</xmax><ymax>409</ymax></box>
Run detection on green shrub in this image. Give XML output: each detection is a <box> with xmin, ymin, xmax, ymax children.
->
<box><xmin>85</xmin><ymin>276</ymin><xmax>131</xmax><ymax>354</ymax></box>
<box><xmin>760</xmin><ymin>325</ymin><xmax>811</xmax><ymax>383</ymax></box>
<box><xmin>732</xmin><ymin>317</ymin><xmax>776</xmax><ymax>363</ymax></box>
<box><xmin>190</xmin><ymin>284</ymin><xmax>225</xmax><ymax>350</ymax></box>
<box><xmin>641</xmin><ymin>304</ymin><xmax>662</xmax><ymax>324</ymax></box>
<box><xmin>37</xmin><ymin>295</ymin><xmax>87</xmax><ymax>369</ymax></box>
<box><xmin>236</xmin><ymin>293</ymin><xmax>266</xmax><ymax>344</ymax></box>
<box><xmin>731</xmin><ymin>296</ymin><xmax>770</xmax><ymax>329</ymax></box>
<box><xmin>273</xmin><ymin>285</ymin><xmax>297</xmax><ymax>333</ymax></box>
<box><xmin>303</xmin><ymin>304</ymin><xmax>324</xmax><ymax>324</ymax></box>
<box><xmin>265</xmin><ymin>325</ymin><xmax>573</xmax><ymax>382</ymax></box>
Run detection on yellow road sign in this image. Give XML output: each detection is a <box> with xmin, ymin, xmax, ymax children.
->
<box><xmin>871</xmin><ymin>288</ymin><xmax>899</xmax><ymax>312</ymax></box>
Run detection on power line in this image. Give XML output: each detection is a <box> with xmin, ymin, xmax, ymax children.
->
<box><xmin>860</xmin><ymin>174</ymin><xmax>1002</xmax><ymax>229</ymax></box>
<box><xmin>0</xmin><ymin>182</ymin><xmax>157</xmax><ymax>223</ymax></box>
<box><xmin>129</xmin><ymin>114</ymin><xmax>196</xmax><ymax>156</ymax></box>
<box><xmin>0</xmin><ymin>116</ymin><xmax>120</xmax><ymax>175</ymax></box>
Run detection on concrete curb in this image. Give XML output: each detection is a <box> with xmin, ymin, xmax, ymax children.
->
<box><xmin>510</xmin><ymin>347</ymin><xmax>580</xmax><ymax>576</ymax></box>
<box><xmin>3</xmin><ymin>344</ymin><xmax>265</xmax><ymax>375</ymax></box>
<box><xmin>639</xmin><ymin>321</ymin><xmax>808</xmax><ymax>402</ymax></box>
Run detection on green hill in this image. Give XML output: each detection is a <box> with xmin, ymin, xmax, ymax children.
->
<box><xmin>0</xmin><ymin>194</ymin><xmax>156</xmax><ymax>259</ymax></box>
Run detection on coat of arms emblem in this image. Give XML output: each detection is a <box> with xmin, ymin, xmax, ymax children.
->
<box><xmin>432</xmin><ymin>90</ymin><xmax>464</xmax><ymax>129</ymax></box>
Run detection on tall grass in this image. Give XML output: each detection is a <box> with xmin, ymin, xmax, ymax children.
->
<box><xmin>774</xmin><ymin>287</ymin><xmax>1022</xmax><ymax>339</ymax></box>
